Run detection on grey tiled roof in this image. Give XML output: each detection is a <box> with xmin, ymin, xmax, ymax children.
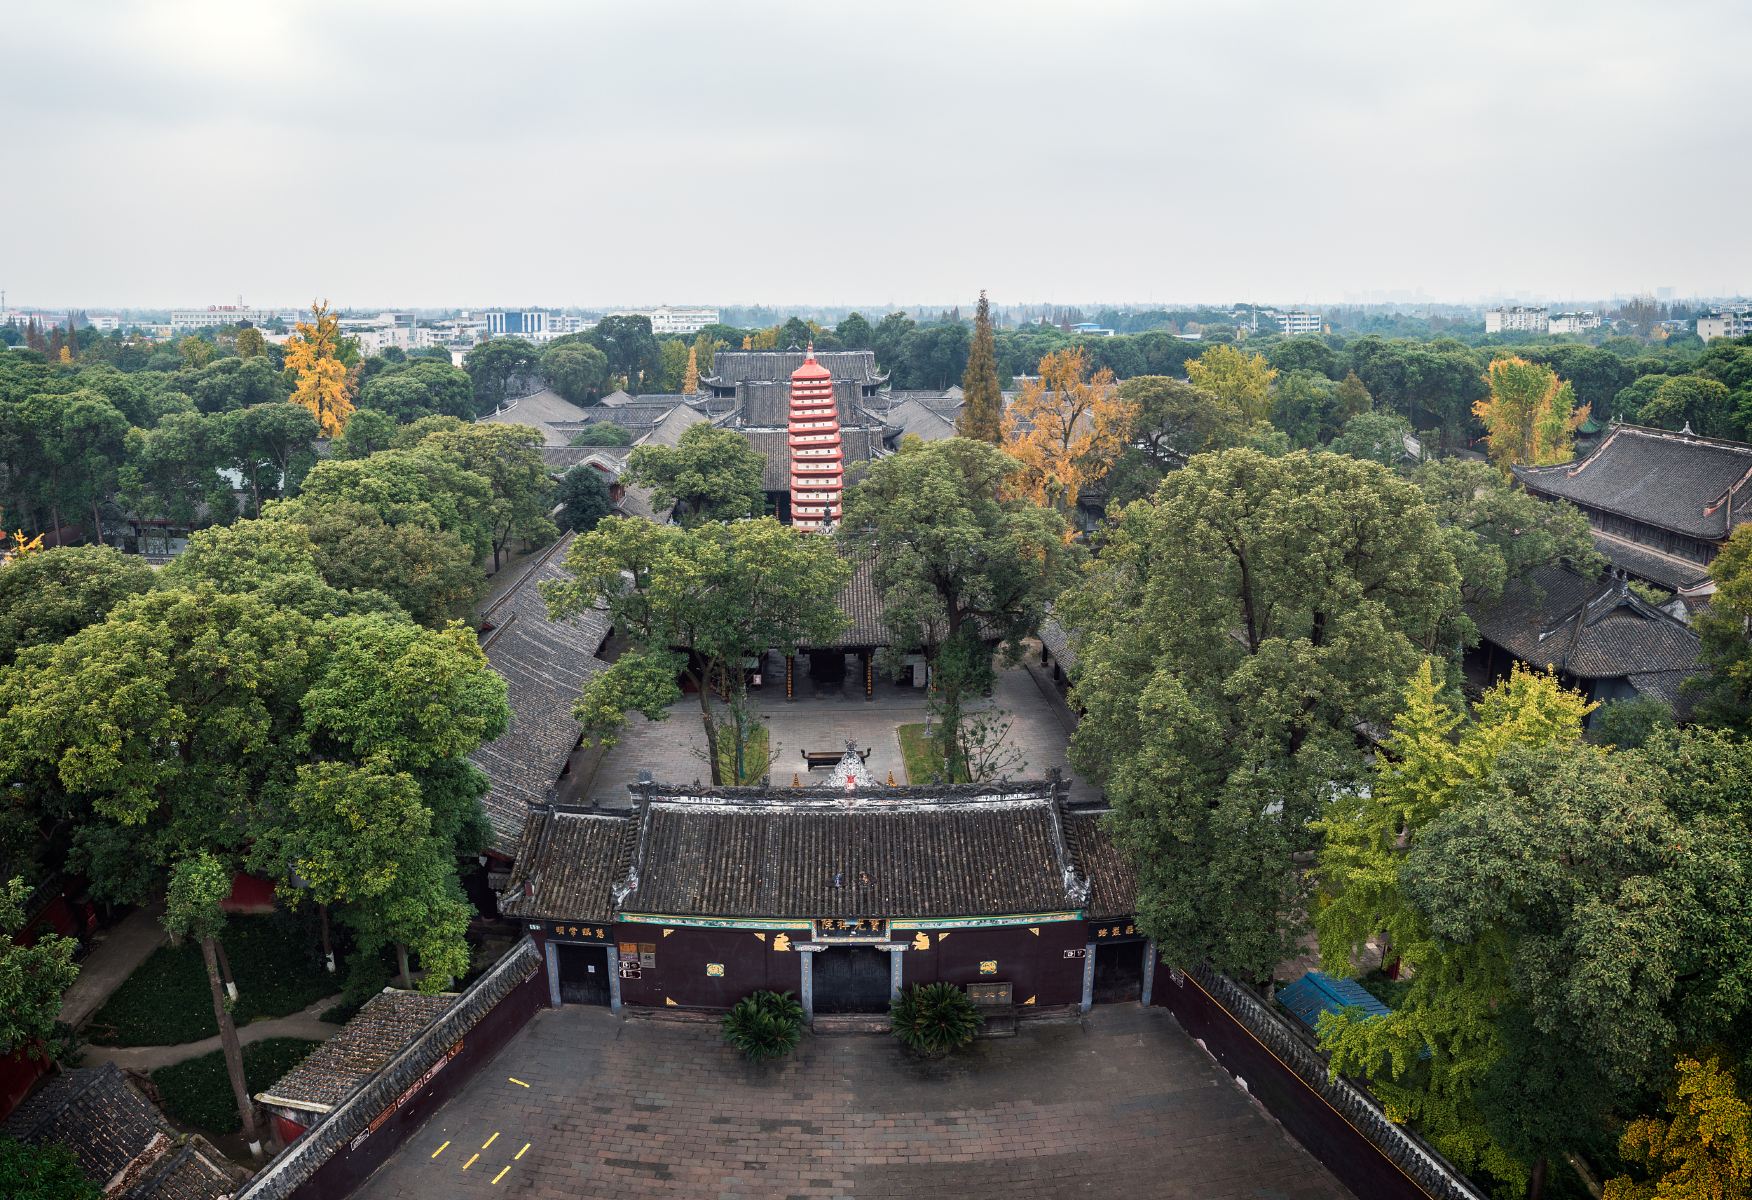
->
<box><xmin>1038</xmin><ymin>615</ymin><xmax>1076</xmax><ymax>672</ymax></box>
<box><xmin>1591</xmin><ymin>530</ymin><xmax>1711</xmax><ymax>590</ymax></box>
<box><xmin>472</xmin><ymin>534</ymin><xmax>612</xmax><ymax>854</ymax></box>
<box><xmin>584</xmin><ymin>401</ymin><xmax>686</xmax><ymax>431</ymax></box>
<box><xmin>499</xmin><ymin>808</ymin><xmax>638</xmax><ymax>922</ymax></box>
<box><xmin>1514</xmin><ymin>424</ymin><xmax>1752</xmax><ymax>539</ymax></box>
<box><xmin>1062</xmin><ymin>809</ymin><xmax>1136</xmax><ymax>920</ymax></box>
<box><xmin>821</xmin><ymin>548</ymin><xmax>891</xmax><ymax>648</ymax></box>
<box><xmin>884</xmin><ymin>397</ymin><xmax>958</xmax><ymax>442</ymax></box>
<box><xmin>702</xmin><ymin>350</ymin><xmax>886</xmax><ymax>388</ymax></box>
<box><xmin>478</xmin><ymin>389</ymin><xmax>595</xmax><ymax>447</ymax></box>
<box><xmin>733</xmin><ymin>379</ymin><xmax>878</xmax><ymax>429</ymax></box>
<box><xmin>1470</xmin><ymin>563</ymin><xmax>1701</xmax><ymax>698</ymax></box>
<box><xmin>5</xmin><ymin>1064</ymin><xmax>167</xmax><ymax>1190</ymax></box>
<box><xmin>123</xmin><ymin>1140</ymin><xmax>249</xmax><ymax>1200</ymax></box>
<box><xmin>620</xmin><ymin>783</ymin><xmax>1089</xmax><ymax>920</ymax></box>
<box><xmin>234</xmin><ymin>940</ymin><xmax>543</xmax><ymax>1200</ymax></box>
<box><xmin>256</xmin><ymin>991</ymin><xmax>456</xmax><ymax>1113</ymax></box>
<box><xmin>634</xmin><ymin>403</ymin><xmax>707</xmax><ymax>449</ymax></box>
<box><xmin>740</xmin><ymin>427</ymin><xmax>888</xmax><ymax>491</ymax></box>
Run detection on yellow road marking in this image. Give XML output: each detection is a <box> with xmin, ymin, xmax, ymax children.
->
<box><xmin>481</xmin><ymin>1131</ymin><xmax>500</xmax><ymax>1150</ymax></box>
<box><xmin>492</xmin><ymin>1165</ymin><xmax>511</xmax><ymax>1185</ymax></box>
<box><xmin>463</xmin><ymin>1153</ymin><xmax>480</xmax><ymax>1171</ymax></box>
<box><xmin>515</xmin><ymin>1143</ymin><xmax>530</xmax><ymax>1160</ymax></box>
<box><xmin>508</xmin><ymin>1077</ymin><xmax>530</xmax><ymax>1087</ymax></box>
<box><xmin>431</xmin><ymin>1141</ymin><xmax>449</xmax><ymax>1159</ymax></box>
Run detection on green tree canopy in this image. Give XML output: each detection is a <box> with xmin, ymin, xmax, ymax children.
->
<box><xmin>1063</xmin><ymin>449</ymin><xmax>1460</xmax><ymax>980</ymax></box>
<box><xmin>0</xmin><ymin>544</ymin><xmax>153</xmax><ymax>666</ymax></box>
<box><xmin>956</xmin><ymin>292</ymin><xmax>1002</xmax><ymax>442</ymax></box>
<box><xmin>556</xmin><ymin>464</ymin><xmax>614</xmax><ymax>532</ymax></box>
<box><xmin>544</xmin><ymin>516</ymin><xmax>849</xmax><ymax>784</ymax></box>
<box><xmin>540</xmin><ymin>341</ymin><xmax>611</xmax><ymax>404</ymax></box>
<box><xmin>0</xmin><ymin>877</ymin><xmax>79</xmax><ymax>1058</ymax></box>
<box><xmin>624</xmin><ymin>423</ymin><xmax>765</xmax><ymax>526</ymax></box>
<box><xmin>840</xmin><ymin>437</ymin><xmax>1074</xmax><ymax>771</ymax></box>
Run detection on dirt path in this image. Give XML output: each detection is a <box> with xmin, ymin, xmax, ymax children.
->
<box><xmin>58</xmin><ymin>899</ymin><xmax>169</xmax><ymax>1030</ymax></box>
<box><xmin>80</xmin><ymin>993</ymin><xmax>347</xmax><ymax>1071</ymax></box>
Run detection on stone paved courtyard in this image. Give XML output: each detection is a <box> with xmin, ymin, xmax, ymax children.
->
<box><xmin>578</xmin><ymin>657</ymin><xmax>1098</xmax><ymax>807</ymax></box>
<box><xmin>352</xmin><ymin>1004</ymin><xmax>1352</xmax><ymax>1200</ymax></box>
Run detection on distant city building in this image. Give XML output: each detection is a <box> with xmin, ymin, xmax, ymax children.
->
<box><xmin>1698</xmin><ymin>307</ymin><xmax>1752</xmax><ymax>342</ymax></box>
<box><xmin>611</xmin><ymin>305</ymin><xmax>720</xmax><ymax>336</ymax></box>
<box><xmin>1547</xmin><ymin>311</ymin><xmax>1602</xmax><ymax>335</ymax></box>
<box><xmin>485</xmin><ymin>310</ymin><xmax>548</xmax><ymax>338</ymax></box>
<box><xmin>1070</xmin><ymin>322</ymin><xmax>1115</xmax><ymax>337</ymax></box>
<box><xmin>1276</xmin><ymin>310</ymin><xmax>1323</xmax><ymax>335</ymax></box>
<box><xmin>170</xmin><ymin>303</ymin><xmax>299</xmax><ymax>330</ymax></box>
<box><xmin>88</xmin><ymin>315</ymin><xmax>121</xmax><ymax>331</ymax></box>
<box><xmin>1484</xmin><ymin>306</ymin><xmax>1549</xmax><ymax>334</ymax></box>
<box><xmin>341</xmin><ymin>312</ymin><xmax>440</xmax><ymax>355</ymax></box>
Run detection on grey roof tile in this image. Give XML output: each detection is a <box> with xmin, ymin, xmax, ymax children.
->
<box><xmin>1515</xmin><ymin>424</ymin><xmax>1752</xmax><ymax>539</ymax></box>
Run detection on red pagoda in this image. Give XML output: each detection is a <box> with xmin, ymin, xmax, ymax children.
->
<box><xmin>787</xmin><ymin>345</ymin><xmax>844</xmax><ymax>530</ymax></box>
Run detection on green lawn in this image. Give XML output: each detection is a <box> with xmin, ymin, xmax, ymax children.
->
<box><xmin>151</xmin><ymin>1038</ymin><xmax>323</xmax><ymax>1135</ymax></box>
<box><xmin>87</xmin><ymin>914</ymin><xmax>339</xmax><ymax>1047</ymax></box>
<box><xmin>715</xmin><ymin>725</ymin><xmax>771</xmax><ymax>785</ymax></box>
<box><xmin>897</xmin><ymin>724</ymin><xmax>969</xmax><ymax>785</ymax></box>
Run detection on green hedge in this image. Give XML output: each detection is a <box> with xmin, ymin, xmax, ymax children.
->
<box><xmin>150</xmin><ymin>1038</ymin><xmax>323</xmax><ymax>1135</ymax></box>
<box><xmin>88</xmin><ymin>914</ymin><xmax>339</xmax><ymax>1047</ymax></box>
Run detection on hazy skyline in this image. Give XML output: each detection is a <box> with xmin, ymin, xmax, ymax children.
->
<box><xmin>3</xmin><ymin>0</ymin><xmax>1749</xmax><ymax>310</ymax></box>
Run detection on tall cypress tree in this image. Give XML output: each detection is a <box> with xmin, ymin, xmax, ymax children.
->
<box><xmin>956</xmin><ymin>291</ymin><xmax>1003</xmax><ymax>442</ymax></box>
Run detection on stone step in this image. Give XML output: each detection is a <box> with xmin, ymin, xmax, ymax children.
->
<box><xmin>809</xmin><ymin>1014</ymin><xmax>890</xmax><ymax>1035</ymax></box>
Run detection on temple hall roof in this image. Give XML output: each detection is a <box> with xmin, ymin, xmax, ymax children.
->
<box><xmin>702</xmin><ymin>349</ymin><xmax>886</xmax><ymax>389</ymax></box>
<box><xmin>740</xmin><ymin>426</ymin><xmax>888</xmax><ymax>491</ymax></box>
<box><xmin>498</xmin><ymin>773</ymin><xmax>1141</xmax><ymax>924</ymax></box>
<box><xmin>1591</xmin><ymin>530</ymin><xmax>1712</xmax><ymax>591</ymax></box>
<box><xmin>472</xmin><ymin>533</ymin><xmax>612</xmax><ymax>854</ymax></box>
<box><xmin>478</xmin><ymin>389</ymin><xmax>595</xmax><ymax>447</ymax></box>
<box><xmin>255</xmin><ymin>990</ymin><xmax>456</xmax><ymax>1115</ymax></box>
<box><xmin>733</xmin><ymin>379</ymin><xmax>877</xmax><ymax>429</ymax></box>
<box><xmin>1513</xmin><ymin>423</ymin><xmax>1752</xmax><ymax>540</ymax></box>
<box><xmin>3</xmin><ymin>1063</ymin><xmax>243</xmax><ymax>1200</ymax></box>
<box><xmin>499</xmin><ymin>808</ymin><xmax>638</xmax><ymax>923</ymax></box>
<box><xmin>1061</xmin><ymin>809</ymin><xmax>1137</xmax><ymax>920</ymax></box>
<box><xmin>1470</xmin><ymin>563</ymin><xmax>1702</xmax><ymax>704</ymax></box>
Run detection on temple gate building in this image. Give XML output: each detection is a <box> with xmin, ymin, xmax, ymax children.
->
<box><xmin>498</xmin><ymin>767</ymin><xmax>1144</xmax><ymax>1021</ymax></box>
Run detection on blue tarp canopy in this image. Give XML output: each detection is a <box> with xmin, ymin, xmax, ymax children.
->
<box><xmin>1279</xmin><ymin>970</ymin><xmax>1393</xmax><ymax>1032</ymax></box>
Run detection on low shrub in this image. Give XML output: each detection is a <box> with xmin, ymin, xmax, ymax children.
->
<box><xmin>722</xmin><ymin>990</ymin><xmax>804</xmax><ymax>1062</ymax></box>
<box><xmin>88</xmin><ymin>913</ymin><xmax>340</xmax><ymax>1046</ymax></box>
<box><xmin>890</xmin><ymin>982</ymin><xmax>983</xmax><ymax>1056</ymax></box>
<box><xmin>150</xmin><ymin>1037</ymin><xmax>322</xmax><ymax>1134</ymax></box>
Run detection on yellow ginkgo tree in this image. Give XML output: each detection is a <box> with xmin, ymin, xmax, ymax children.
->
<box><xmin>284</xmin><ymin>299</ymin><xmax>354</xmax><ymax>437</ymax></box>
<box><xmin>1001</xmin><ymin>346</ymin><xmax>1136</xmax><ymax>517</ymax></box>
<box><xmin>1474</xmin><ymin>356</ymin><xmax>1588</xmax><ymax>470</ymax></box>
<box><xmin>1606</xmin><ymin>1052</ymin><xmax>1752</xmax><ymax>1200</ymax></box>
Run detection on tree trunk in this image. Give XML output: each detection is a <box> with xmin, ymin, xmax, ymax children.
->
<box><xmin>319</xmin><ymin>904</ymin><xmax>335</xmax><ymax>973</ymax></box>
<box><xmin>215</xmin><ymin>938</ymin><xmax>238</xmax><ymax>1001</ymax></box>
<box><xmin>695</xmin><ymin>665</ymin><xmax>724</xmax><ymax>785</ymax></box>
<box><xmin>90</xmin><ymin>499</ymin><xmax>103</xmax><ymax>545</ymax></box>
<box><xmin>1528</xmin><ymin>1156</ymin><xmax>1547</xmax><ymax>1200</ymax></box>
<box><xmin>397</xmin><ymin>942</ymin><xmax>412</xmax><ymax>988</ymax></box>
<box><xmin>202</xmin><ymin>936</ymin><xmax>261</xmax><ymax>1156</ymax></box>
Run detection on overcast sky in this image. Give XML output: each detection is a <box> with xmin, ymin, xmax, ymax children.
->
<box><xmin>3</xmin><ymin>0</ymin><xmax>1748</xmax><ymax>311</ymax></box>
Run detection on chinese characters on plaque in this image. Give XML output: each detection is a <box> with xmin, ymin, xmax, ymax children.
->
<box><xmin>813</xmin><ymin>918</ymin><xmax>888</xmax><ymax>940</ymax></box>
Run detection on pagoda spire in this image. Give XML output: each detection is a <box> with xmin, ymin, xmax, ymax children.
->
<box><xmin>787</xmin><ymin>344</ymin><xmax>843</xmax><ymax>531</ymax></box>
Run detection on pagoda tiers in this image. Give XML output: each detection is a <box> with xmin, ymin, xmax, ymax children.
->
<box><xmin>787</xmin><ymin>345</ymin><xmax>844</xmax><ymax>531</ymax></box>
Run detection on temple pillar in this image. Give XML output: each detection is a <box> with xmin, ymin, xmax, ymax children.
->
<box><xmin>785</xmin><ymin>653</ymin><xmax>795</xmax><ymax>702</ymax></box>
<box><xmin>864</xmin><ymin>651</ymin><xmax>874</xmax><ymax>701</ymax></box>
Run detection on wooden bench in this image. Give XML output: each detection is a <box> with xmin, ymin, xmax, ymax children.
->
<box><xmin>802</xmin><ymin>747</ymin><xmax>871</xmax><ymax>770</ymax></box>
<box><xmin>967</xmin><ymin>981</ymin><xmax>1018</xmax><ymax>1038</ymax></box>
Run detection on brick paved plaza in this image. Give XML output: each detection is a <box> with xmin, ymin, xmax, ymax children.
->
<box><xmin>575</xmin><ymin>659</ymin><xmax>1099</xmax><ymax>808</ymax></box>
<box><xmin>352</xmin><ymin>1005</ymin><xmax>1352</xmax><ymax>1200</ymax></box>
